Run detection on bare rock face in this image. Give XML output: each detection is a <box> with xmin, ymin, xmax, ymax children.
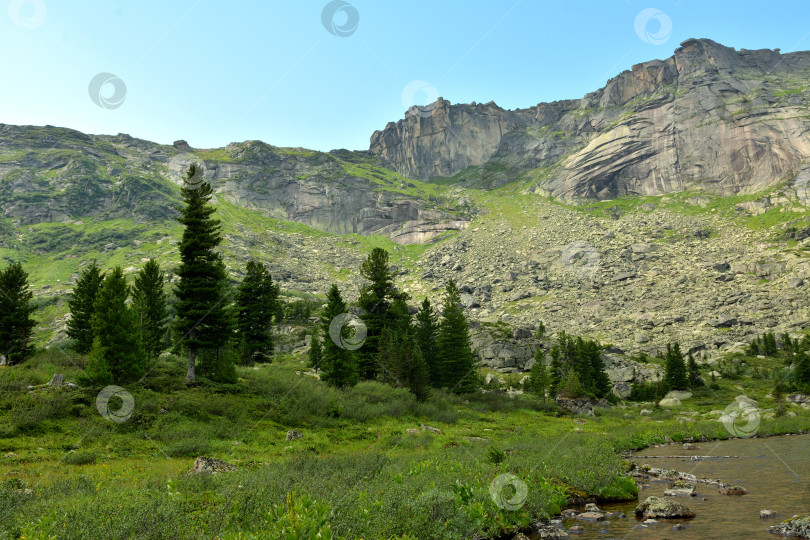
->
<box><xmin>370</xmin><ymin>39</ymin><xmax>810</xmax><ymax>200</ymax></box>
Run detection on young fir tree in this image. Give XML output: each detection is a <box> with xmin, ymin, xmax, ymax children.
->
<box><xmin>563</xmin><ymin>367</ymin><xmax>585</xmax><ymax>398</ymax></box>
<box><xmin>783</xmin><ymin>333</ymin><xmax>797</xmax><ymax>367</ymax></box>
<box><xmin>795</xmin><ymin>350</ymin><xmax>810</xmax><ymax>391</ymax></box>
<box><xmin>527</xmin><ymin>348</ymin><xmax>549</xmax><ymax>402</ymax></box>
<box><xmin>687</xmin><ymin>351</ymin><xmax>702</xmax><ymax>387</ymax></box>
<box><xmin>435</xmin><ymin>280</ymin><xmax>477</xmax><ymax>393</ymax></box>
<box><xmin>390</xmin><ymin>298</ymin><xmax>430</xmax><ymax>399</ymax></box>
<box><xmin>66</xmin><ymin>261</ymin><xmax>105</xmax><ymax>354</ymax></box>
<box><xmin>378</xmin><ymin>325</ymin><xmax>430</xmax><ymax>400</ymax></box>
<box><xmin>572</xmin><ymin>337</ymin><xmax>593</xmax><ymax>390</ymax></box>
<box><xmin>308</xmin><ymin>328</ymin><xmax>323</xmax><ymax>369</ymax></box>
<box><xmin>664</xmin><ymin>342</ymin><xmax>688</xmax><ymax>390</ymax></box>
<box><xmin>235</xmin><ymin>261</ymin><xmax>279</xmax><ymax>365</ymax></box>
<box><xmin>548</xmin><ymin>331</ymin><xmax>576</xmax><ymax>396</ymax></box>
<box><xmin>357</xmin><ymin>248</ymin><xmax>398</xmax><ymax>379</ymax></box>
<box><xmin>415</xmin><ymin>297</ymin><xmax>439</xmax><ymax>383</ymax></box>
<box><xmin>320</xmin><ymin>284</ymin><xmax>359</xmax><ymax>388</ymax></box>
<box><xmin>172</xmin><ymin>164</ymin><xmax>234</xmax><ymax>383</ymax></box>
<box><xmin>548</xmin><ymin>343</ymin><xmax>564</xmax><ymax>397</ymax></box>
<box><xmin>582</xmin><ymin>339</ymin><xmax>611</xmax><ymax>398</ymax></box>
<box><xmin>536</xmin><ymin>321</ymin><xmax>546</xmax><ymax>340</ymax></box>
<box><xmin>132</xmin><ymin>259</ymin><xmax>169</xmax><ymax>363</ymax></box>
<box><xmin>85</xmin><ymin>267</ymin><xmax>145</xmax><ymax>384</ymax></box>
<box><xmin>0</xmin><ymin>262</ymin><xmax>36</xmax><ymax>365</ymax></box>
<box><xmin>763</xmin><ymin>333</ymin><xmax>778</xmax><ymax>356</ymax></box>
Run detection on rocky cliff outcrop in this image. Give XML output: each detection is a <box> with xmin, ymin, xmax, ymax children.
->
<box><xmin>370</xmin><ymin>39</ymin><xmax>810</xmax><ymax>200</ymax></box>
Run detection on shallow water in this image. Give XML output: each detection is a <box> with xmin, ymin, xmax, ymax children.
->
<box><xmin>536</xmin><ymin>434</ymin><xmax>810</xmax><ymax>539</ymax></box>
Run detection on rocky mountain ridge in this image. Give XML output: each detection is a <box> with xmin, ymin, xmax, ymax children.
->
<box><xmin>0</xmin><ymin>125</ymin><xmax>472</xmax><ymax>245</ymax></box>
<box><xmin>370</xmin><ymin>38</ymin><xmax>810</xmax><ymax>200</ymax></box>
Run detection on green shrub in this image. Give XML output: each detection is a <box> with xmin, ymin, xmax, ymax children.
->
<box><xmin>231</xmin><ymin>492</ymin><xmax>336</xmax><ymax>539</ymax></box>
<box><xmin>9</xmin><ymin>391</ymin><xmax>75</xmax><ymax>434</ymax></box>
<box><xmin>628</xmin><ymin>380</ymin><xmax>667</xmax><ymax>401</ymax></box>
<box><xmin>165</xmin><ymin>437</ymin><xmax>212</xmax><ymax>458</ymax></box>
<box><xmin>486</xmin><ymin>445</ymin><xmax>506</xmax><ymax>464</ymax></box>
<box><xmin>62</xmin><ymin>451</ymin><xmax>98</xmax><ymax>465</ymax></box>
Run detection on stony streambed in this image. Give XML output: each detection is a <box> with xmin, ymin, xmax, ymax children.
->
<box><xmin>519</xmin><ymin>433</ymin><xmax>810</xmax><ymax>539</ymax></box>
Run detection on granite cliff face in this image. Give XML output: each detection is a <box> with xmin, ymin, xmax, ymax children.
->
<box><xmin>0</xmin><ymin>126</ymin><xmax>472</xmax><ymax>244</ymax></box>
<box><xmin>370</xmin><ymin>38</ymin><xmax>810</xmax><ymax>200</ymax></box>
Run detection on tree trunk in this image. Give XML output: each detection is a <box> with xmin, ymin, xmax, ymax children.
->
<box><xmin>186</xmin><ymin>328</ymin><xmax>197</xmax><ymax>383</ymax></box>
<box><xmin>186</xmin><ymin>346</ymin><xmax>196</xmax><ymax>383</ymax></box>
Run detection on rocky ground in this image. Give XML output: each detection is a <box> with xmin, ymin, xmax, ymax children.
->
<box><xmin>390</xmin><ymin>189</ymin><xmax>810</xmax><ymax>367</ymax></box>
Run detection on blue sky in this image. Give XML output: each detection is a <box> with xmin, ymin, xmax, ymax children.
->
<box><xmin>2</xmin><ymin>0</ymin><xmax>809</xmax><ymax>151</ymax></box>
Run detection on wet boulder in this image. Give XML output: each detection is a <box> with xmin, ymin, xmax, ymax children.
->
<box><xmin>635</xmin><ymin>496</ymin><xmax>695</xmax><ymax>519</ymax></box>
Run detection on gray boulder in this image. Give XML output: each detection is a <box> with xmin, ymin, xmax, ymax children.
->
<box><xmin>635</xmin><ymin>496</ymin><xmax>695</xmax><ymax>519</ymax></box>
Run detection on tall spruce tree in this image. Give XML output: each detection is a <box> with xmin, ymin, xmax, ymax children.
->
<box><xmin>320</xmin><ymin>284</ymin><xmax>358</xmax><ymax>387</ymax></box>
<box><xmin>173</xmin><ymin>164</ymin><xmax>233</xmax><ymax>383</ymax></box>
<box><xmin>436</xmin><ymin>280</ymin><xmax>477</xmax><ymax>393</ymax></box>
<box><xmin>357</xmin><ymin>248</ymin><xmax>398</xmax><ymax>379</ymax></box>
<box><xmin>0</xmin><ymin>262</ymin><xmax>36</xmax><ymax>365</ymax></box>
<box><xmin>415</xmin><ymin>297</ymin><xmax>439</xmax><ymax>384</ymax></box>
<box><xmin>132</xmin><ymin>259</ymin><xmax>169</xmax><ymax>363</ymax></box>
<box><xmin>235</xmin><ymin>261</ymin><xmax>279</xmax><ymax>365</ymax></box>
<box><xmin>85</xmin><ymin>267</ymin><xmax>145</xmax><ymax>384</ymax></box>
<box><xmin>664</xmin><ymin>343</ymin><xmax>688</xmax><ymax>390</ymax></box>
<box><xmin>66</xmin><ymin>261</ymin><xmax>105</xmax><ymax>354</ymax></box>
